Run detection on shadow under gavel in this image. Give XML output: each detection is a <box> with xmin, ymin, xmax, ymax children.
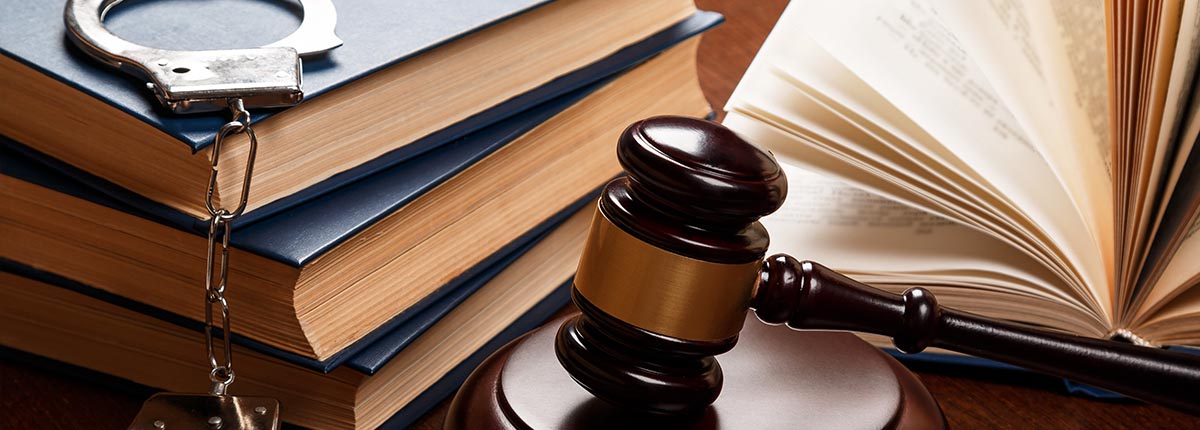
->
<box><xmin>554</xmin><ymin>116</ymin><xmax>1200</xmax><ymax>417</ymax></box>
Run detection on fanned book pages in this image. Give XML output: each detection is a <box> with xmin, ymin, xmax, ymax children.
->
<box><xmin>726</xmin><ymin>0</ymin><xmax>1200</xmax><ymax>349</ymax></box>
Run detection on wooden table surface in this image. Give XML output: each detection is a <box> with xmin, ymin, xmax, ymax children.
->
<box><xmin>3</xmin><ymin>2</ymin><xmax>1198</xmax><ymax>429</ymax></box>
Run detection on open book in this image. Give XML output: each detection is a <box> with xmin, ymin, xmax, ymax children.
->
<box><xmin>726</xmin><ymin>0</ymin><xmax>1200</xmax><ymax>348</ymax></box>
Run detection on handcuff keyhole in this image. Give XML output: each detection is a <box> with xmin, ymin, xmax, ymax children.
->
<box><xmin>173</xmin><ymin>67</ymin><xmax>190</xmax><ymax>74</ymax></box>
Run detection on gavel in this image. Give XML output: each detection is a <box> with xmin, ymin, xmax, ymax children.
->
<box><xmin>553</xmin><ymin>116</ymin><xmax>1200</xmax><ymax>416</ymax></box>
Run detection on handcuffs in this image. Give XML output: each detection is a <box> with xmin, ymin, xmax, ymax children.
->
<box><xmin>63</xmin><ymin>1</ymin><xmax>343</xmax><ymax>429</ymax></box>
<box><xmin>65</xmin><ymin>0</ymin><xmax>341</xmax><ymax>113</ymax></box>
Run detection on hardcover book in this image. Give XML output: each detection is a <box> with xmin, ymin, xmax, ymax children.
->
<box><xmin>726</xmin><ymin>0</ymin><xmax>1200</xmax><ymax>373</ymax></box>
<box><xmin>0</xmin><ymin>0</ymin><xmax>700</xmax><ymax>220</ymax></box>
<box><xmin>0</xmin><ymin>202</ymin><xmax>598</xmax><ymax>430</ymax></box>
<box><xmin>1</xmin><ymin>35</ymin><xmax>713</xmax><ymax>361</ymax></box>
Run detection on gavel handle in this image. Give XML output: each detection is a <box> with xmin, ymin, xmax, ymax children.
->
<box><xmin>753</xmin><ymin>254</ymin><xmax>1200</xmax><ymax>415</ymax></box>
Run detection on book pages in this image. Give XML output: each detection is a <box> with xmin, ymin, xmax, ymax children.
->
<box><xmin>1136</xmin><ymin>217</ymin><xmax>1200</xmax><ymax>344</ymax></box>
<box><xmin>1140</xmin><ymin>0</ymin><xmax>1200</xmax><ymax>294</ymax></box>
<box><xmin>724</xmin><ymin>109</ymin><xmax>1083</xmax><ymax>291</ymax></box>
<box><xmin>726</xmin><ymin>28</ymin><xmax>1005</xmax><ymax>234</ymax></box>
<box><xmin>1140</xmin><ymin>217</ymin><xmax>1200</xmax><ymax>320</ymax></box>
<box><xmin>1155</xmin><ymin>0</ymin><xmax>1200</xmax><ymax>223</ymax></box>
<box><xmin>1117</xmin><ymin>0</ymin><xmax>1186</xmax><ymax>296</ymax></box>
<box><xmin>728</xmin><ymin>0</ymin><xmax>1112</xmax><ymax>318</ymax></box>
<box><xmin>1132</xmin><ymin>147</ymin><xmax>1200</xmax><ymax>322</ymax></box>
<box><xmin>1153</xmin><ymin>60</ymin><xmax>1200</xmax><ymax>242</ymax></box>
<box><xmin>763</xmin><ymin>164</ymin><xmax>1110</xmax><ymax>336</ymax></box>
<box><xmin>1109</xmin><ymin>0</ymin><xmax>1151</xmax><ymax>240</ymax></box>
<box><xmin>927</xmin><ymin>0</ymin><xmax>1114</xmax><ymax>271</ymax></box>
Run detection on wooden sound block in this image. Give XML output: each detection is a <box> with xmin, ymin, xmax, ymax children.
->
<box><xmin>446</xmin><ymin>314</ymin><xmax>945</xmax><ymax>429</ymax></box>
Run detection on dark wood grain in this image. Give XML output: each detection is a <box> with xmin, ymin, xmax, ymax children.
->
<box><xmin>0</xmin><ymin>359</ymin><xmax>144</xmax><ymax>430</ymax></box>
<box><xmin>447</xmin><ymin>314</ymin><xmax>944</xmax><ymax>429</ymax></box>
<box><xmin>754</xmin><ymin>256</ymin><xmax>1200</xmax><ymax>415</ymax></box>
<box><xmin>694</xmin><ymin>0</ymin><xmax>788</xmax><ymax>123</ymax></box>
<box><xmin>5</xmin><ymin>2</ymin><xmax>1200</xmax><ymax>430</ymax></box>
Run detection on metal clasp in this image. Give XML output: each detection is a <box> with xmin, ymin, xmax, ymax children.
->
<box><xmin>127</xmin><ymin>393</ymin><xmax>280</xmax><ymax>430</ymax></box>
<box><xmin>64</xmin><ymin>0</ymin><xmax>342</xmax><ymax>114</ymax></box>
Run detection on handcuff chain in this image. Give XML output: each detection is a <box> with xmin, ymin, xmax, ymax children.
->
<box><xmin>204</xmin><ymin>98</ymin><xmax>258</xmax><ymax>396</ymax></box>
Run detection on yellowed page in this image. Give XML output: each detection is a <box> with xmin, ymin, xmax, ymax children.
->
<box><xmin>1134</xmin><ymin>221</ymin><xmax>1200</xmax><ymax>344</ymax></box>
<box><xmin>1120</xmin><ymin>0</ymin><xmax>1186</xmax><ymax>294</ymax></box>
<box><xmin>1137</xmin><ymin>297</ymin><xmax>1200</xmax><ymax>345</ymax></box>
<box><xmin>926</xmin><ymin>0</ymin><xmax>1114</xmax><ymax>275</ymax></box>
<box><xmin>801</xmin><ymin>0</ymin><xmax>1109</xmax><ymax>299</ymax></box>
<box><xmin>725</xmin><ymin>0</ymin><xmax>1101</xmax><ymax>311</ymax></box>
<box><xmin>1137</xmin><ymin>299</ymin><xmax>1200</xmax><ymax>345</ymax></box>
<box><xmin>1145</xmin><ymin>0</ymin><xmax>1200</xmax><ymax>260</ymax></box>
<box><xmin>728</xmin><ymin>21</ymin><xmax>1045</xmax><ymax>253</ymax></box>
<box><xmin>1135</xmin><ymin>217</ymin><xmax>1200</xmax><ymax>324</ymax></box>
<box><xmin>1157</xmin><ymin>81</ymin><xmax>1200</xmax><ymax>226</ymax></box>
<box><xmin>734</xmin><ymin>0</ymin><xmax>1111</xmax><ymax>317</ymax></box>
<box><xmin>763</xmin><ymin>164</ymin><xmax>1110</xmax><ymax>335</ymax></box>
<box><xmin>725</xmin><ymin>14</ymin><xmax>997</xmax><ymax>221</ymax></box>
<box><xmin>1112</xmin><ymin>0</ymin><xmax>1150</xmax><ymax>260</ymax></box>
<box><xmin>724</xmin><ymin>110</ymin><xmax>1084</xmax><ymax>290</ymax></box>
<box><xmin>725</xmin><ymin>0</ymin><xmax>1077</xmax><ymax>287</ymax></box>
<box><xmin>729</xmin><ymin>65</ymin><xmax>1011</xmax><ymax>240</ymax></box>
<box><xmin>728</xmin><ymin>73</ymin><xmax>1080</xmax><ymax>288</ymax></box>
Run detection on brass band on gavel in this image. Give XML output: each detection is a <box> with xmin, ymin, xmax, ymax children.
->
<box><xmin>572</xmin><ymin>204</ymin><xmax>762</xmax><ymax>342</ymax></box>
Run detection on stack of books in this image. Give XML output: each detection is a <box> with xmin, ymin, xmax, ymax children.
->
<box><xmin>0</xmin><ymin>1</ymin><xmax>719</xmax><ymax>428</ymax></box>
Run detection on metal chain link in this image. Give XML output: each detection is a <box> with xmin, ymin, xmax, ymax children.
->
<box><xmin>204</xmin><ymin>98</ymin><xmax>258</xmax><ymax>396</ymax></box>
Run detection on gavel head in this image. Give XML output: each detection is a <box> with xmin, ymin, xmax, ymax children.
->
<box><xmin>555</xmin><ymin>116</ymin><xmax>787</xmax><ymax>415</ymax></box>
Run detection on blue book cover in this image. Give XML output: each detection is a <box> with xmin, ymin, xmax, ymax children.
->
<box><xmin>0</xmin><ymin>0</ymin><xmax>713</xmax><ymax>222</ymax></box>
<box><xmin>1</xmin><ymin>11</ymin><xmax>722</xmax><ymax>366</ymax></box>
<box><xmin>3</xmin><ymin>134</ymin><xmax>595</xmax><ymax>427</ymax></box>
<box><xmin>0</xmin><ymin>11</ymin><xmax>722</xmax><ymax>268</ymax></box>
<box><xmin>0</xmin><ymin>181</ymin><xmax>589</xmax><ymax>377</ymax></box>
<box><xmin>1</xmin><ymin>0</ymin><xmax>544</xmax><ymax>148</ymax></box>
<box><xmin>0</xmin><ymin>73</ymin><xmax>608</xmax><ymax>370</ymax></box>
<box><xmin>0</xmin><ymin>269</ymin><xmax>576</xmax><ymax>430</ymax></box>
<box><xmin>2</xmin><ymin>78</ymin><xmax>592</xmax><ymax>268</ymax></box>
<box><xmin>3</xmin><ymin>11</ymin><xmax>721</xmax><ymax>227</ymax></box>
